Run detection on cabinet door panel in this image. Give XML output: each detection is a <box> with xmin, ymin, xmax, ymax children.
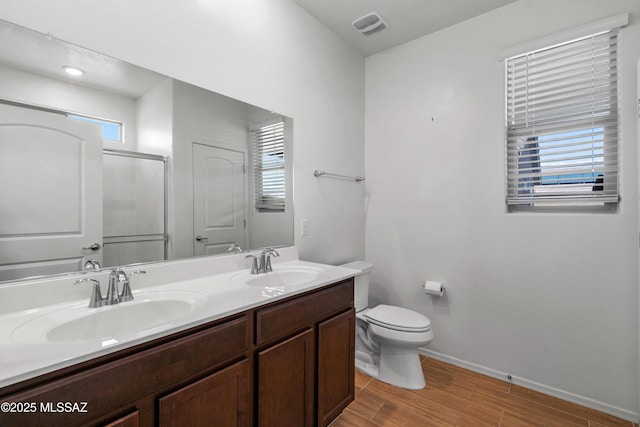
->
<box><xmin>103</xmin><ymin>411</ymin><xmax>139</xmax><ymax>427</ymax></box>
<box><xmin>317</xmin><ymin>309</ymin><xmax>355</xmax><ymax>427</ymax></box>
<box><xmin>159</xmin><ymin>359</ymin><xmax>250</xmax><ymax>427</ymax></box>
<box><xmin>257</xmin><ymin>329</ymin><xmax>314</xmax><ymax>427</ymax></box>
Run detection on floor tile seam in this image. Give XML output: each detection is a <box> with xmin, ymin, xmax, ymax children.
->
<box><xmin>499</xmin><ymin>412</ymin><xmax>589</xmax><ymax>427</ymax></box>
<box><xmin>414</xmin><ymin>383</ymin><xmax>504</xmax><ymax>416</ymax></box>
<box><xmin>498</xmin><ymin>408</ymin><xmax>505</xmax><ymax>427</ymax></box>
<box><xmin>505</xmin><ymin>389</ymin><xmax>601</xmax><ymax>425</ymax></box>
<box><xmin>473</xmin><ymin>387</ymin><xmax>592</xmax><ymax>426</ymax></box>
<box><xmin>401</xmin><ymin>392</ymin><xmax>467</xmax><ymax>425</ymax></box>
<box><xmin>587</xmin><ymin>420</ymin><xmax>636</xmax><ymax>427</ymax></box>
<box><xmin>351</xmin><ymin>390</ymin><xmax>385</xmax><ymax>422</ymax></box>
<box><xmin>358</xmin><ymin>375</ymin><xmax>375</xmax><ymax>391</ymax></box>
<box><xmin>344</xmin><ymin>407</ymin><xmax>379</xmax><ymax>424</ymax></box>
<box><xmin>474</xmin><ymin>370</ymin><xmax>629</xmax><ymax>426</ymax></box>
<box><xmin>369</xmin><ymin>382</ymin><xmax>465</xmax><ymax>424</ymax></box>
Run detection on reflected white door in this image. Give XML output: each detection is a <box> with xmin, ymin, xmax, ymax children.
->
<box><xmin>0</xmin><ymin>104</ymin><xmax>103</xmax><ymax>281</ymax></box>
<box><xmin>192</xmin><ymin>143</ymin><xmax>246</xmax><ymax>255</ymax></box>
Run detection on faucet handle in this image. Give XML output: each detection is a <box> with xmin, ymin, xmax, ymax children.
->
<box><xmin>261</xmin><ymin>248</ymin><xmax>279</xmax><ymax>272</ymax></box>
<box><xmin>73</xmin><ymin>278</ymin><xmax>105</xmax><ymax>308</ymax></box>
<box><xmin>119</xmin><ymin>270</ymin><xmax>145</xmax><ymax>302</ymax></box>
<box><xmin>245</xmin><ymin>255</ymin><xmax>260</xmax><ymax>274</ymax></box>
<box><xmin>264</xmin><ymin>247</ymin><xmax>279</xmax><ymax>257</ymax></box>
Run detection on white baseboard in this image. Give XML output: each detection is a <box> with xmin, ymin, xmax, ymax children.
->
<box><xmin>419</xmin><ymin>348</ymin><xmax>639</xmax><ymax>423</ymax></box>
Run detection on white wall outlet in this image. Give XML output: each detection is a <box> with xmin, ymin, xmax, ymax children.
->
<box><xmin>301</xmin><ymin>219</ymin><xmax>309</xmax><ymax>236</ymax></box>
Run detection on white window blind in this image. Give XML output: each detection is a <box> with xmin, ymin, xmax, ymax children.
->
<box><xmin>505</xmin><ymin>29</ymin><xmax>619</xmax><ymax>207</ymax></box>
<box><xmin>252</xmin><ymin>121</ymin><xmax>285</xmax><ymax>211</ymax></box>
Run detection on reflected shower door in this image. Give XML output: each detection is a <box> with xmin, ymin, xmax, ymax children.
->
<box><xmin>102</xmin><ymin>151</ymin><xmax>166</xmax><ymax>267</ymax></box>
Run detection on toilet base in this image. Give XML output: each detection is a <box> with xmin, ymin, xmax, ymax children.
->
<box><xmin>355</xmin><ymin>356</ymin><xmax>379</xmax><ymax>378</ymax></box>
<box><xmin>355</xmin><ymin>345</ymin><xmax>427</xmax><ymax>390</ymax></box>
<box><xmin>377</xmin><ymin>344</ymin><xmax>426</xmax><ymax>390</ymax></box>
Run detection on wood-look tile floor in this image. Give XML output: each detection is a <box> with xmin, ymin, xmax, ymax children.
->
<box><xmin>331</xmin><ymin>357</ymin><xmax>637</xmax><ymax>427</ymax></box>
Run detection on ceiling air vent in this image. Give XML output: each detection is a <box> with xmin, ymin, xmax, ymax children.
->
<box><xmin>352</xmin><ymin>12</ymin><xmax>388</xmax><ymax>36</ymax></box>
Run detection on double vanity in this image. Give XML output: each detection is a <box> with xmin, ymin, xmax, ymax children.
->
<box><xmin>0</xmin><ymin>247</ymin><xmax>357</xmax><ymax>427</ymax></box>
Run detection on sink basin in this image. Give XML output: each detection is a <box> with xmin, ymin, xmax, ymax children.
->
<box><xmin>229</xmin><ymin>266</ymin><xmax>324</xmax><ymax>297</ymax></box>
<box><xmin>246</xmin><ymin>268</ymin><xmax>321</xmax><ymax>288</ymax></box>
<box><xmin>12</xmin><ymin>290</ymin><xmax>206</xmax><ymax>344</ymax></box>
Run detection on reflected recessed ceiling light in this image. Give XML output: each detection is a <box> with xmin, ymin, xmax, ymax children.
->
<box><xmin>62</xmin><ymin>66</ymin><xmax>84</xmax><ymax>76</ymax></box>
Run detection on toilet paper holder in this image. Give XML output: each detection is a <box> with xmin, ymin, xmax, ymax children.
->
<box><xmin>424</xmin><ymin>281</ymin><xmax>444</xmax><ymax>297</ymax></box>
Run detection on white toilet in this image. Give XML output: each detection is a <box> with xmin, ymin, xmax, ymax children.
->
<box><xmin>342</xmin><ymin>261</ymin><xmax>433</xmax><ymax>390</ymax></box>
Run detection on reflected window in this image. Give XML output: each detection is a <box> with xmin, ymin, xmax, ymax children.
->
<box><xmin>68</xmin><ymin>114</ymin><xmax>123</xmax><ymax>142</ymax></box>
<box><xmin>252</xmin><ymin>121</ymin><xmax>285</xmax><ymax>212</ymax></box>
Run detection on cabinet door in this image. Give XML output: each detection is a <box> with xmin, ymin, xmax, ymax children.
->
<box><xmin>317</xmin><ymin>309</ymin><xmax>355</xmax><ymax>427</ymax></box>
<box><xmin>103</xmin><ymin>411</ymin><xmax>139</xmax><ymax>427</ymax></box>
<box><xmin>159</xmin><ymin>359</ymin><xmax>250</xmax><ymax>427</ymax></box>
<box><xmin>257</xmin><ymin>329</ymin><xmax>314</xmax><ymax>427</ymax></box>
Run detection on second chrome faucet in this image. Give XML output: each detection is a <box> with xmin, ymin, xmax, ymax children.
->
<box><xmin>245</xmin><ymin>248</ymin><xmax>280</xmax><ymax>274</ymax></box>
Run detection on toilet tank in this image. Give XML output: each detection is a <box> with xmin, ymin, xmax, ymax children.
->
<box><xmin>340</xmin><ymin>261</ymin><xmax>373</xmax><ymax>312</ymax></box>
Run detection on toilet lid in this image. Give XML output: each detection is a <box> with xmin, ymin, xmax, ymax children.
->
<box><xmin>365</xmin><ymin>305</ymin><xmax>432</xmax><ymax>332</ymax></box>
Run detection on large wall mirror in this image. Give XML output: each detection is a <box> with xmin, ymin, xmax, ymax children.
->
<box><xmin>0</xmin><ymin>19</ymin><xmax>294</xmax><ymax>282</ymax></box>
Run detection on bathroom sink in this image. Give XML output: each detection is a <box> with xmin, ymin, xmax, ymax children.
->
<box><xmin>229</xmin><ymin>266</ymin><xmax>323</xmax><ymax>294</ymax></box>
<box><xmin>12</xmin><ymin>290</ymin><xmax>206</xmax><ymax>344</ymax></box>
<box><xmin>246</xmin><ymin>268</ymin><xmax>322</xmax><ymax>288</ymax></box>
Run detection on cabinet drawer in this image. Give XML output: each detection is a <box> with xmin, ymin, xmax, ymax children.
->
<box><xmin>255</xmin><ymin>279</ymin><xmax>353</xmax><ymax>346</ymax></box>
<box><xmin>0</xmin><ymin>316</ymin><xmax>248</xmax><ymax>427</ymax></box>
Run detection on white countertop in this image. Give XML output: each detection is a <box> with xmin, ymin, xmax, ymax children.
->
<box><xmin>0</xmin><ymin>247</ymin><xmax>358</xmax><ymax>389</ymax></box>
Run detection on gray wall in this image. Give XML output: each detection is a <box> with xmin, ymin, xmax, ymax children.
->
<box><xmin>365</xmin><ymin>0</ymin><xmax>640</xmax><ymax>418</ymax></box>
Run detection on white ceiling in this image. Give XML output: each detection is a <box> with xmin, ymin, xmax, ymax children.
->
<box><xmin>0</xmin><ymin>20</ymin><xmax>166</xmax><ymax>99</ymax></box>
<box><xmin>290</xmin><ymin>0</ymin><xmax>518</xmax><ymax>56</ymax></box>
<box><xmin>0</xmin><ymin>2</ymin><xmax>520</xmax><ymax>97</ymax></box>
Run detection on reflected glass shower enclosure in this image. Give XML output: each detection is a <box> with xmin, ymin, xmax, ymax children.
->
<box><xmin>102</xmin><ymin>150</ymin><xmax>167</xmax><ymax>267</ymax></box>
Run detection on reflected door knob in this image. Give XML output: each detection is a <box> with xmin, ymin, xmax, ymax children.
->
<box><xmin>195</xmin><ymin>235</ymin><xmax>208</xmax><ymax>242</ymax></box>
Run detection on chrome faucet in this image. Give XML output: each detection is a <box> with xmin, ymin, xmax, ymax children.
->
<box><xmin>74</xmin><ymin>269</ymin><xmax>146</xmax><ymax>308</ymax></box>
<box><xmin>83</xmin><ymin>259</ymin><xmax>101</xmax><ymax>271</ymax></box>
<box><xmin>227</xmin><ymin>243</ymin><xmax>243</xmax><ymax>254</ymax></box>
<box><xmin>245</xmin><ymin>248</ymin><xmax>280</xmax><ymax>274</ymax></box>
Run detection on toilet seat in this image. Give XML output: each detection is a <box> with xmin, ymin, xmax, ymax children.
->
<box><xmin>364</xmin><ymin>304</ymin><xmax>431</xmax><ymax>333</ymax></box>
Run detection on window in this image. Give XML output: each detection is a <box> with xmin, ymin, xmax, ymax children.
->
<box><xmin>68</xmin><ymin>114</ymin><xmax>123</xmax><ymax>142</ymax></box>
<box><xmin>252</xmin><ymin>120</ymin><xmax>285</xmax><ymax>211</ymax></box>
<box><xmin>505</xmin><ymin>29</ymin><xmax>619</xmax><ymax>210</ymax></box>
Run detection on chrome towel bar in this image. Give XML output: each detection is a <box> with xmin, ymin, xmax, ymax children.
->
<box><xmin>313</xmin><ymin>170</ymin><xmax>365</xmax><ymax>182</ymax></box>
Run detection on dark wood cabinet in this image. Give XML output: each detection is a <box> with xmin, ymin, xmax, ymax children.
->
<box><xmin>0</xmin><ymin>315</ymin><xmax>249</xmax><ymax>427</ymax></box>
<box><xmin>317</xmin><ymin>309</ymin><xmax>355</xmax><ymax>427</ymax></box>
<box><xmin>159</xmin><ymin>359</ymin><xmax>250</xmax><ymax>427</ymax></box>
<box><xmin>255</xmin><ymin>279</ymin><xmax>355</xmax><ymax>427</ymax></box>
<box><xmin>0</xmin><ymin>278</ymin><xmax>354</xmax><ymax>427</ymax></box>
<box><xmin>257</xmin><ymin>329</ymin><xmax>314</xmax><ymax>427</ymax></box>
